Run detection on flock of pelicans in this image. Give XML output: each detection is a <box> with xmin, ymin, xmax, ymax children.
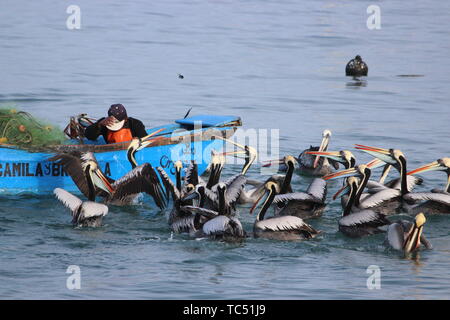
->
<box><xmin>51</xmin><ymin>129</ymin><xmax>450</xmax><ymax>255</ymax></box>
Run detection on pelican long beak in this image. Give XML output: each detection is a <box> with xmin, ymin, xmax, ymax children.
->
<box><xmin>306</xmin><ymin>151</ymin><xmax>342</xmax><ymax>163</ymax></box>
<box><xmin>141</xmin><ymin>128</ymin><xmax>165</xmax><ymax>142</ymax></box>
<box><xmin>262</xmin><ymin>158</ymin><xmax>284</xmax><ymax>167</ymax></box>
<box><xmin>333</xmin><ymin>184</ymin><xmax>350</xmax><ymax>200</ymax></box>
<box><xmin>136</xmin><ymin>128</ymin><xmax>166</xmax><ymax>150</ymax></box>
<box><xmin>366</xmin><ymin>158</ymin><xmax>386</xmax><ymax>170</ymax></box>
<box><xmin>92</xmin><ymin>169</ymin><xmax>114</xmax><ymax>195</ymax></box>
<box><xmin>403</xmin><ymin>213</ymin><xmax>426</xmax><ymax>253</ymax></box>
<box><xmin>313</xmin><ymin>134</ymin><xmax>331</xmax><ymax>168</ymax></box>
<box><xmin>323</xmin><ymin>167</ymin><xmax>358</xmax><ymax>180</ymax></box>
<box><xmin>407</xmin><ymin>161</ymin><xmax>442</xmax><ymax>175</ymax></box>
<box><xmin>249</xmin><ymin>190</ymin><xmax>268</xmax><ymax>214</ymax></box>
<box><xmin>182</xmin><ymin>191</ymin><xmax>199</xmax><ymax>201</ymax></box>
<box><xmin>355</xmin><ymin>144</ymin><xmax>396</xmax><ymax>165</ymax></box>
<box><xmin>212</xmin><ymin>135</ymin><xmax>246</xmax><ymax>151</ymax></box>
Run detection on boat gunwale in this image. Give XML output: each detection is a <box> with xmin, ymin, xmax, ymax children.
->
<box><xmin>0</xmin><ymin>126</ymin><xmax>238</xmax><ymax>155</ymax></box>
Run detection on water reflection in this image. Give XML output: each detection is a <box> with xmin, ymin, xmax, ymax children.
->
<box><xmin>346</xmin><ymin>77</ymin><xmax>367</xmax><ymax>88</ymax></box>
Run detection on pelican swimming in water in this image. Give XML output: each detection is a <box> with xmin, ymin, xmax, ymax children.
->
<box><xmin>386</xmin><ymin>213</ymin><xmax>432</xmax><ymax>253</ymax></box>
<box><xmin>337</xmin><ymin>177</ymin><xmax>391</xmax><ymax>238</ymax></box>
<box><xmin>263</xmin><ymin>129</ymin><xmax>337</xmax><ymax>176</ymax></box>
<box><xmin>273</xmin><ymin>177</ymin><xmax>327</xmax><ymax>219</ymax></box>
<box><xmin>157</xmin><ymin>161</ymin><xmax>198</xmax><ymax>233</ymax></box>
<box><xmin>324</xmin><ymin>158</ymin><xmax>421</xmax><ymax>215</ymax></box>
<box><xmin>304</xmin><ymin>150</ymin><xmax>356</xmax><ymax>170</ymax></box>
<box><xmin>50</xmin><ymin>134</ymin><xmax>166</xmax><ymax>207</ymax></box>
<box><xmin>183</xmin><ymin>182</ymin><xmax>246</xmax><ymax>241</ymax></box>
<box><xmin>260</xmin><ymin>155</ymin><xmax>327</xmax><ymax>218</ymax></box>
<box><xmin>346</xmin><ymin>55</ymin><xmax>368</xmax><ymax>77</ymax></box>
<box><xmin>350</xmin><ymin>144</ymin><xmax>424</xmax><ymax>213</ymax></box>
<box><xmin>54</xmin><ymin>188</ymin><xmax>108</xmax><ymax>227</ymax></box>
<box><xmin>404</xmin><ymin>158</ymin><xmax>450</xmax><ymax>215</ymax></box>
<box><xmin>250</xmin><ymin>181</ymin><xmax>320</xmax><ymax>241</ymax></box>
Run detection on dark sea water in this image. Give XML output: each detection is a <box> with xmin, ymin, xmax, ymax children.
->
<box><xmin>1</xmin><ymin>1</ymin><xmax>450</xmax><ymax>299</ymax></box>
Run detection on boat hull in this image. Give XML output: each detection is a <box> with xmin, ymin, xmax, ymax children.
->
<box><xmin>0</xmin><ymin>124</ymin><xmax>237</xmax><ymax>195</ymax></box>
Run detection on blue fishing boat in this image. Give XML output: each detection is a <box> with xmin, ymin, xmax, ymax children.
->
<box><xmin>0</xmin><ymin>115</ymin><xmax>241</xmax><ymax>195</ymax></box>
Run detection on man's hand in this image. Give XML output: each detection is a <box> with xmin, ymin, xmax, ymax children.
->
<box><xmin>99</xmin><ymin>116</ymin><xmax>116</xmax><ymax>128</ymax></box>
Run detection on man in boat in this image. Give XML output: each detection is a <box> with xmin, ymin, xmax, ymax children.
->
<box><xmin>84</xmin><ymin>104</ymin><xmax>147</xmax><ymax>144</ymax></box>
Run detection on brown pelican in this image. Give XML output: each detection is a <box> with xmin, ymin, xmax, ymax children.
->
<box><xmin>403</xmin><ymin>158</ymin><xmax>450</xmax><ymax>214</ymax></box>
<box><xmin>273</xmin><ymin>177</ymin><xmax>327</xmax><ymax>219</ymax></box>
<box><xmin>157</xmin><ymin>161</ymin><xmax>200</xmax><ymax>233</ymax></box>
<box><xmin>261</xmin><ymin>155</ymin><xmax>326</xmax><ymax>218</ymax></box>
<box><xmin>326</xmin><ymin>162</ymin><xmax>394</xmax><ymax>214</ymax></box>
<box><xmin>386</xmin><ymin>213</ymin><xmax>432</xmax><ymax>253</ymax></box>
<box><xmin>304</xmin><ymin>150</ymin><xmax>356</xmax><ymax>170</ymax></box>
<box><xmin>126</xmin><ymin>128</ymin><xmax>165</xmax><ymax>169</ymax></box>
<box><xmin>262</xmin><ymin>129</ymin><xmax>337</xmax><ymax>176</ymax></box>
<box><xmin>337</xmin><ymin>177</ymin><xmax>391</xmax><ymax>238</ymax></box>
<box><xmin>352</xmin><ymin>145</ymin><xmax>424</xmax><ymax>212</ymax></box>
<box><xmin>183</xmin><ymin>183</ymin><xmax>246</xmax><ymax>241</ymax></box>
<box><xmin>54</xmin><ymin>188</ymin><xmax>108</xmax><ymax>227</ymax></box>
<box><xmin>250</xmin><ymin>182</ymin><xmax>320</xmax><ymax>241</ymax></box>
<box><xmin>50</xmin><ymin>150</ymin><xmax>166</xmax><ymax>208</ymax></box>
<box><xmin>346</xmin><ymin>55</ymin><xmax>368</xmax><ymax>77</ymax></box>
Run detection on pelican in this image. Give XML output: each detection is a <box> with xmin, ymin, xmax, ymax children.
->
<box><xmin>50</xmin><ymin>146</ymin><xmax>166</xmax><ymax>208</ymax></box>
<box><xmin>250</xmin><ymin>181</ymin><xmax>320</xmax><ymax>241</ymax></box>
<box><xmin>337</xmin><ymin>177</ymin><xmax>391</xmax><ymax>238</ymax></box>
<box><xmin>297</xmin><ymin>129</ymin><xmax>336</xmax><ymax>176</ymax></box>
<box><xmin>351</xmin><ymin>144</ymin><xmax>423</xmax><ymax>212</ymax></box>
<box><xmin>54</xmin><ymin>188</ymin><xmax>108</xmax><ymax>227</ymax></box>
<box><xmin>273</xmin><ymin>177</ymin><xmax>327</xmax><ymax>219</ymax></box>
<box><xmin>215</xmin><ymin>139</ymin><xmax>276</xmax><ymax>205</ymax></box>
<box><xmin>403</xmin><ymin>158</ymin><xmax>450</xmax><ymax>214</ymax></box>
<box><xmin>386</xmin><ymin>213</ymin><xmax>432</xmax><ymax>253</ymax></box>
<box><xmin>262</xmin><ymin>129</ymin><xmax>336</xmax><ymax>176</ymax></box>
<box><xmin>183</xmin><ymin>183</ymin><xmax>246</xmax><ymax>241</ymax></box>
<box><xmin>346</xmin><ymin>55</ymin><xmax>368</xmax><ymax>77</ymax></box>
<box><xmin>324</xmin><ymin>161</ymin><xmax>406</xmax><ymax>215</ymax></box>
<box><xmin>157</xmin><ymin>161</ymin><xmax>199</xmax><ymax>233</ymax></box>
<box><xmin>304</xmin><ymin>150</ymin><xmax>356</xmax><ymax>170</ymax></box>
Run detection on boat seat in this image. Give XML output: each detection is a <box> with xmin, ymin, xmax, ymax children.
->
<box><xmin>175</xmin><ymin>115</ymin><xmax>241</xmax><ymax>129</ymax></box>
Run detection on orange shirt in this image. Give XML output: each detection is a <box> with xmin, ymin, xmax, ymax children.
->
<box><xmin>106</xmin><ymin>128</ymin><xmax>133</xmax><ymax>144</ymax></box>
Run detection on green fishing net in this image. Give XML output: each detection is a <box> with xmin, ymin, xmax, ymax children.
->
<box><xmin>0</xmin><ymin>108</ymin><xmax>66</xmax><ymax>147</ymax></box>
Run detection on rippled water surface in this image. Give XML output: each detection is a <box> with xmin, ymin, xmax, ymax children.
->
<box><xmin>1</xmin><ymin>1</ymin><xmax>450</xmax><ymax>299</ymax></box>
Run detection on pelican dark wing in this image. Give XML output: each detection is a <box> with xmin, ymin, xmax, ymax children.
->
<box><xmin>49</xmin><ymin>152</ymin><xmax>91</xmax><ymax>198</ymax></box>
<box><xmin>273</xmin><ymin>192</ymin><xmax>322</xmax><ymax>204</ymax></box>
<box><xmin>202</xmin><ymin>215</ymin><xmax>245</xmax><ymax>238</ymax></box>
<box><xmin>255</xmin><ymin>216</ymin><xmax>317</xmax><ymax>235</ymax></box>
<box><xmin>404</xmin><ymin>192</ymin><xmax>450</xmax><ymax>206</ymax></box>
<box><xmin>306</xmin><ymin>178</ymin><xmax>327</xmax><ymax>201</ymax></box>
<box><xmin>223</xmin><ymin>175</ymin><xmax>247</xmax><ymax>207</ymax></box>
<box><xmin>182</xmin><ymin>205</ymin><xmax>219</xmax><ymax>219</ymax></box>
<box><xmin>387</xmin><ymin>222</ymin><xmax>406</xmax><ymax>251</ymax></box>
<box><xmin>157</xmin><ymin>166</ymin><xmax>179</xmax><ymax>201</ymax></box>
<box><xmin>339</xmin><ymin>209</ymin><xmax>390</xmax><ymax>228</ymax></box>
<box><xmin>54</xmin><ymin>187</ymin><xmax>83</xmax><ymax>214</ymax></box>
<box><xmin>184</xmin><ymin>161</ymin><xmax>202</xmax><ymax>186</ymax></box>
<box><xmin>385</xmin><ymin>175</ymin><xmax>423</xmax><ymax>192</ymax></box>
<box><xmin>54</xmin><ymin>188</ymin><xmax>108</xmax><ymax>226</ymax></box>
<box><xmin>112</xmin><ymin>164</ymin><xmax>166</xmax><ymax>209</ymax></box>
<box><xmin>359</xmin><ymin>188</ymin><xmax>401</xmax><ymax>209</ymax></box>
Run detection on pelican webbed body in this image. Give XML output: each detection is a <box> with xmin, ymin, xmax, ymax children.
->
<box><xmin>252</xmin><ymin>182</ymin><xmax>320</xmax><ymax>241</ymax></box>
<box><xmin>337</xmin><ymin>177</ymin><xmax>391</xmax><ymax>238</ymax></box>
<box><xmin>54</xmin><ymin>188</ymin><xmax>108</xmax><ymax>227</ymax></box>
<box><xmin>386</xmin><ymin>213</ymin><xmax>432</xmax><ymax>253</ymax></box>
